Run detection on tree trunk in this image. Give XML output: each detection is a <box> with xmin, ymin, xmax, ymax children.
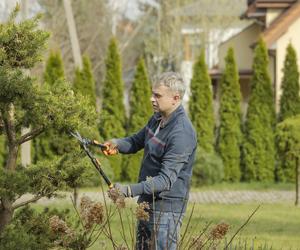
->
<box><xmin>63</xmin><ymin>0</ymin><xmax>82</xmax><ymax>69</ymax></box>
<box><xmin>0</xmin><ymin>199</ymin><xmax>13</xmax><ymax>232</ymax></box>
<box><xmin>296</xmin><ymin>158</ymin><xmax>300</xmax><ymax>206</ymax></box>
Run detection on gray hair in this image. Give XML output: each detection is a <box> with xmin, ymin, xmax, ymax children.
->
<box><xmin>153</xmin><ymin>72</ymin><xmax>186</xmax><ymax>99</ymax></box>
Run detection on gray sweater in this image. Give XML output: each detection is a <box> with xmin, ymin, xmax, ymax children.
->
<box><xmin>114</xmin><ymin>105</ymin><xmax>197</xmax><ymax>212</ymax></box>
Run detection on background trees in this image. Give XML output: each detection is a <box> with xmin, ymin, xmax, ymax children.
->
<box><xmin>217</xmin><ymin>48</ymin><xmax>242</xmax><ymax>182</ymax></box>
<box><xmin>188</xmin><ymin>51</ymin><xmax>215</xmax><ymax>153</ymax></box>
<box><xmin>277</xmin><ymin>44</ymin><xmax>300</xmax><ymax>182</ymax></box>
<box><xmin>99</xmin><ymin>38</ymin><xmax>126</xmax><ymax>180</ymax></box>
<box><xmin>242</xmin><ymin>39</ymin><xmax>276</xmax><ymax>182</ymax></box>
<box><xmin>123</xmin><ymin>58</ymin><xmax>152</xmax><ymax>181</ymax></box>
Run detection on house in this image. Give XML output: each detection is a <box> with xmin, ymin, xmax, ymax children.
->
<box><xmin>213</xmin><ymin>0</ymin><xmax>300</xmax><ymax>114</ymax></box>
<box><xmin>171</xmin><ymin>0</ymin><xmax>249</xmax><ymax>107</ymax></box>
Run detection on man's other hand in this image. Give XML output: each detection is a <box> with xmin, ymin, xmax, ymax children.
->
<box><xmin>102</xmin><ymin>141</ymin><xmax>119</xmax><ymax>155</ymax></box>
<box><xmin>114</xmin><ymin>183</ymin><xmax>132</xmax><ymax>197</ymax></box>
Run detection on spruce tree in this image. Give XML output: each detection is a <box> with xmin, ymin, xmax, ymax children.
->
<box><xmin>277</xmin><ymin>44</ymin><xmax>300</xmax><ymax>182</ymax></box>
<box><xmin>73</xmin><ymin>55</ymin><xmax>96</xmax><ymax>107</ymax></box>
<box><xmin>100</xmin><ymin>38</ymin><xmax>126</xmax><ymax>180</ymax></box>
<box><xmin>124</xmin><ymin>58</ymin><xmax>152</xmax><ymax>181</ymax></box>
<box><xmin>242</xmin><ymin>39</ymin><xmax>276</xmax><ymax>181</ymax></box>
<box><xmin>217</xmin><ymin>48</ymin><xmax>242</xmax><ymax>182</ymax></box>
<box><xmin>188</xmin><ymin>50</ymin><xmax>214</xmax><ymax>153</ymax></box>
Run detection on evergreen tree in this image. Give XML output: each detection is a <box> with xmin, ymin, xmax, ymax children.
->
<box><xmin>73</xmin><ymin>55</ymin><xmax>96</xmax><ymax>107</ymax></box>
<box><xmin>32</xmin><ymin>50</ymin><xmax>66</xmax><ymax>163</ymax></box>
<box><xmin>217</xmin><ymin>48</ymin><xmax>242</xmax><ymax>182</ymax></box>
<box><xmin>277</xmin><ymin>44</ymin><xmax>300</xmax><ymax>182</ymax></box>
<box><xmin>100</xmin><ymin>38</ymin><xmax>126</xmax><ymax>180</ymax></box>
<box><xmin>0</xmin><ymin>6</ymin><xmax>97</xmax><ymax>232</ymax></box>
<box><xmin>124</xmin><ymin>58</ymin><xmax>152</xmax><ymax>181</ymax></box>
<box><xmin>44</xmin><ymin>50</ymin><xmax>64</xmax><ymax>85</ymax></box>
<box><xmin>188</xmin><ymin>50</ymin><xmax>214</xmax><ymax>153</ymax></box>
<box><xmin>278</xmin><ymin>44</ymin><xmax>300</xmax><ymax>122</ymax></box>
<box><xmin>242</xmin><ymin>39</ymin><xmax>276</xmax><ymax>181</ymax></box>
<box><xmin>276</xmin><ymin>115</ymin><xmax>300</xmax><ymax>205</ymax></box>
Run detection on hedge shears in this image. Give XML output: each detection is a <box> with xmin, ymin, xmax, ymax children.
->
<box><xmin>70</xmin><ymin>131</ymin><xmax>113</xmax><ymax>189</ymax></box>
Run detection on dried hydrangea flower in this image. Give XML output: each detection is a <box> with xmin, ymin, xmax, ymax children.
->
<box><xmin>49</xmin><ymin>215</ymin><xmax>70</xmax><ymax>234</ymax></box>
<box><xmin>108</xmin><ymin>187</ymin><xmax>126</xmax><ymax>208</ymax></box>
<box><xmin>136</xmin><ymin>202</ymin><xmax>150</xmax><ymax>221</ymax></box>
<box><xmin>80</xmin><ymin>196</ymin><xmax>105</xmax><ymax>230</ymax></box>
<box><xmin>210</xmin><ymin>222</ymin><xmax>230</xmax><ymax>240</ymax></box>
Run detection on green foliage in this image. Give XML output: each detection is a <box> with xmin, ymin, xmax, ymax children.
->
<box><xmin>44</xmin><ymin>50</ymin><xmax>64</xmax><ymax>86</ymax></box>
<box><xmin>192</xmin><ymin>148</ymin><xmax>224</xmax><ymax>186</ymax></box>
<box><xmin>100</xmin><ymin>38</ymin><xmax>126</xmax><ymax>180</ymax></box>
<box><xmin>276</xmin><ymin>44</ymin><xmax>300</xmax><ymax>182</ymax></box>
<box><xmin>0</xmin><ymin>206</ymin><xmax>71</xmax><ymax>250</ymax></box>
<box><xmin>242</xmin><ymin>39</ymin><xmax>276</xmax><ymax>181</ymax></box>
<box><xmin>188</xmin><ymin>50</ymin><xmax>214</xmax><ymax>153</ymax></box>
<box><xmin>276</xmin><ymin>115</ymin><xmax>300</xmax><ymax>182</ymax></box>
<box><xmin>0</xmin><ymin>7</ymin><xmax>98</xmax><ymax>232</ymax></box>
<box><xmin>73</xmin><ymin>55</ymin><xmax>96</xmax><ymax>107</ymax></box>
<box><xmin>33</xmin><ymin>50</ymin><xmax>65</xmax><ymax>163</ymax></box>
<box><xmin>278</xmin><ymin>44</ymin><xmax>300</xmax><ymax>122</ymax></box>
<box><xmin>124</xmin><ymin>58</ymin><xmax>152</xmax><ymax>181</ymax></box>
<box><xmin>217</xmin><ymin>48</ymin><xmax>242</xmax><ymax>182</ymax></box>
<box><xmin>0</xmin><ymin>6</ymin><xmax>49</xmax><ymax>69</ymax></box>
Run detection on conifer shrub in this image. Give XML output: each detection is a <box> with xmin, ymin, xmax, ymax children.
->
<box><xmin>217</xmin><ymin>48</ymin><xmax>242</xmax><ymax>182</ymax></box>
<box><xmin>242</xmin><ymin>39</ymin><xmax>276</xmax><ymax>181</ymax></box>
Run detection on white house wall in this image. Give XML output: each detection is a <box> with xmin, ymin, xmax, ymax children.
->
<box><xmin>219</xmin><ymin>23</ymin><xmax>262</xmax><ymax>70</ymax></box>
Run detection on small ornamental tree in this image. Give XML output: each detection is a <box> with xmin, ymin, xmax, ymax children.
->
<box><xmin>0</xmin><ymin>6</ymin><xmax>97</xmax><ymax>232</ymax></box>
<box><xmin>100</xmin><ymin>38</ymin><xmax>126</xmax><ymax>180</ymax></box>
<box><xmin>73</xmin><ymin>55</ymin><xmax>96</xmax><ymax>108</ymax></box>
<box><xmin>277</xmin><ymin>44</ymin><xmax>300</xmax><ymax>182</ymax></box>
<box><xmin>124</xmin><ymin>58</ymin><xmax>152</xmax><ymax>181</ymax></box>
<box><xmin>217</xmin><ymin>48</ymin><xmax>242</xmax><ymax>182</ymax></box>
<box><xmin>188</xmin><ymin>50</ymin><xmax>215</xmax><ymax>153</ymax></box>
<box><xmin>277</xmin><ymin>115</ymin><xmax>300</xmax><ymax>205</ymax></box>
<box><xmin>242</xmin><ymin>39</ymin><xmax>276</xmax><ymax>181</ymax></box>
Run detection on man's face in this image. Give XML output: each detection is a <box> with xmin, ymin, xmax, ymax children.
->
<box><xmin>150</xmin><ymin>85</ymin><xmax>180</xmax><ymax>114</ymax></box>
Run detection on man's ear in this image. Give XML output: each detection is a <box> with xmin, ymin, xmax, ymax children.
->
<box><xmin>173</xmin><ymin>93</ymin><xmax>180</xmax><ymax>103</ymax></box>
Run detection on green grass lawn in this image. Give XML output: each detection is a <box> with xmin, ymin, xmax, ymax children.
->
<box><xmin>79</xmin><ymin>182</ymin><xmax>295</xmax><ymax>193</ymax></box>
<box><xmin>33</xmin><ymin>200</ymin><xmax>300</xmax><ymax>250</ymax></box>
<box><xmin>190</xmin><ymin>182</ymin><xmax>295</xmax><ymax>191</ymax></box>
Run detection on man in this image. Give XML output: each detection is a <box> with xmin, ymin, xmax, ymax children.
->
<box><xmin>103</xmin><ymin>72</ymin><xmax>197</xmax><ymax>250</ymax></box>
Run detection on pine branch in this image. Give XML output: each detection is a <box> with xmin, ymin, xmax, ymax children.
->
<box><xmin>17</xmin><ymin>126</ymin><xmax>45</xmax><ymax>145</ymax></box>
<box><xmin>12</xmin><ymin>189</ymin><xmax>57</xmax><ymax>210</ymax></box>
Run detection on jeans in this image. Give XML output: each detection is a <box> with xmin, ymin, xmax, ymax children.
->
<box><xmin>136</xmin><ymin>210</ymin><xmax>183</xmax><ymax>250</ymax></box>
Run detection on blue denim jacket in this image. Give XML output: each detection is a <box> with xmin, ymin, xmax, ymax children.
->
<box><xmin>113</xmin><ymin>105</ymin><xmax>197</xmax><ymax>212</ymax></box>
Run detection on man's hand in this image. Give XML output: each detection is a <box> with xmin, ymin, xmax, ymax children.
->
<box><xmin>102</xmin><ymin>141</ymin><xmax>119</xmax><ymax>156</ymax></box>
<box><xmin>114</xmin><ymin>183</ymin><xmax>132</xmax><ymax>197</ymax></box>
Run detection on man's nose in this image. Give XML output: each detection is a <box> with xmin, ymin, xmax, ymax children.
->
<box><xmin>150</xmin><ymin>95</ymin><xmax>155</xmax><ymax>102</ymax></box>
